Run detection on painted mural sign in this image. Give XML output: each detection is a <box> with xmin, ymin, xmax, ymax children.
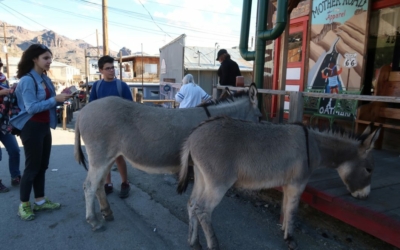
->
<box><xmin>307</xmin><ymin>0</ymin><xmax>370</xmax><ymax>117</ymax></box>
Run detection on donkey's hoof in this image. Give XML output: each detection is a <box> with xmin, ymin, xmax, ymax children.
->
<box><xmin>91</xmin><ymin>223</ymin><xmax>106</xmax><ymax>232</ymax></box>
<box><xmin>102</xmin><ymin>213</ymin><xmax>114</xmax><ymax>221</ymax></box>
<box><xmin>190</xmin><ymin>241</ymin><xmax>202</xmax><ymax>250</ymax></box>
<box><xmin>285</xmin><ymin>236</ymin><xmax>298</xmax><ymax>250</ymax></box>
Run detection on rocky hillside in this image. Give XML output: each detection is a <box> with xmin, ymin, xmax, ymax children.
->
<box><xmin>0</xmin><ymin>20</ymin><xmax>120</xmax><ymax>74</ymax></box>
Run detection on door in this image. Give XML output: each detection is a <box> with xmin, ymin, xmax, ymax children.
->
<box><xmin>272</xmin><ymin>16</ymin><xmax>308</xmax><ymax>118</ymax></box>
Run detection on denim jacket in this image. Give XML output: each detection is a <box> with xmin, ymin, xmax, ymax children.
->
<box><xmin>10</xmin><ymin>69</ymin><xmax>61</xmax><ymax>130</ymax></box>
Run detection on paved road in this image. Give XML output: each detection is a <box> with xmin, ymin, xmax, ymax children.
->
<box><xmin>0</xmin><ymin>111</ymin><xmax>395</xmax><ymax>250</ymax></box>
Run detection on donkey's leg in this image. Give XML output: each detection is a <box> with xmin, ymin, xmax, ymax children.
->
<box><xmin>83</xmin><ymin>162</ymin><xmax>107</xmax><ymax>231</ymax></box>
<box><xmin>196</xmin><ymin>180</ymin><xmax>234</xmax><ymax>250</ymax></box>
<box><xmin>282</xmin><ymin>183</ymin><xmax>307</xmax><ymax>250</ymax></box>
<box><xmin>187</xmin><ymin>169</ymin><xmax>205</xmax><ymax>250</ymax></box>
<box><xmin>97</xmin><ymin>162</ymin><xmax>114</xmax><ymax>221</ymax></box>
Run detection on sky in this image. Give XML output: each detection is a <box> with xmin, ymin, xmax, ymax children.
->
<box><xmin>0</xmin><ymin>0</ymin><xmax>258</xmax><ymax>55</ymax></box>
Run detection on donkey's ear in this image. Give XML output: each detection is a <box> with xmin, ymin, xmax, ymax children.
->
<box><xmin>360</xmin><ymin>123</ymin><xmax>372</xmax><ymax>137</ymax></box>
<box><xmin>361</xmin><ymin>125</ymin><xmax>382</xmax><ymax>151</ymax></box>
<box><xmin>249</xmin><ymin>83</ymin><xmax>258</xmax><ymax>105</ymax></box>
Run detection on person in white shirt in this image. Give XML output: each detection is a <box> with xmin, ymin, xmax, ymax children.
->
<box><xmin>175</xmin><ymin>74</ymin><xmax>210</xmax><ymax>108</ymax></box>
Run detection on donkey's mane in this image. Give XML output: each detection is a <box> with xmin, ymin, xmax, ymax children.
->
<box><xmin>196</xmin><ymin>90</ymin><xmax>248</xmax><ymax>108</ymax></box>
<box><xmin>191</xmin><ymin>116</ymin><xmax>368</xmax><ymax>144</ymax></box>
<box><xmin>309</xmin><ymin>125</ymin><xmax>369</xmax><ymax>143</ymax></box>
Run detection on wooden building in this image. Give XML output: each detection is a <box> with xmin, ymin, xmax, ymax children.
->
<box><xmin>115</xmin><ymin>54</ymin><xmax>160</xmax><ymax>83</ymax></box>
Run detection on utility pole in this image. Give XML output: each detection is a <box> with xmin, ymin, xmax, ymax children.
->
<box><xmin>96</xmin><ymin>29</ymin><xmax>100</xmax><ymax>58</ymax></box>
<box><xmin>2</xmin><ymin>23</ymin><xmax>12</xmax><ymax>78</ymax></box>
<box><xmin>102</xmin><ymin>0</ymin><xmax>109</xmax><ymax>56</ymax></box>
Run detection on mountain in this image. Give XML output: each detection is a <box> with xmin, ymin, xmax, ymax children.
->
<box><xmin>0</xmin><ymin>20</ymin><xmax>119</xmax><ymax>74</ymax></box>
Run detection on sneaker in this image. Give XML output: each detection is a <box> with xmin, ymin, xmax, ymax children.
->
<box><xmin>0</xmin><ymin>180</ymin><xmax>9</xmax><ymax>193</ymax></box>
<box><xmin>104</xmin><ymin>183</ymin><xmax>113</xmax><ymax>195</ymax></box>
<box><xmin>33</xmin><ymin>198</ymin><xmax>61</xmax><ymax>212</ymax></box>
<box><xmin>18</xmin><ymin>202</ymin><xmax>35</xmax><ymax>221</ymax></box>
<box><xmin>119</xmin><ymin>182</ymin><xmax>130</xmax><ymax>199</ymax></box>
<box><xmin>11</xmin><ymin>176</ymin><xmax>21</xmax><ymax>186</ymax></box>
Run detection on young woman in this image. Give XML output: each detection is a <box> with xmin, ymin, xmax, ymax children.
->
<box><xmin>10</xmin><ymin>44</ymin><xmax>72</xmax><ymax>221</ymax></box>
<box><xmin>0</xmin><ymin>60</ymin><xmax>21</xmax><ymax>193</ymax></box>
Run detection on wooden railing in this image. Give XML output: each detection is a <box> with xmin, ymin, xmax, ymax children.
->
<box><xmin>215</xmin><ymin>86</ymin><xmax>400</xmax><ymax>123</ymax></box>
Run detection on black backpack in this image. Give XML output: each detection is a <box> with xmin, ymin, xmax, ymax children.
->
<box><xmin>0</xmin><ymin>73</ymin><xmax>38</xmax><ymax>135</ymax></box>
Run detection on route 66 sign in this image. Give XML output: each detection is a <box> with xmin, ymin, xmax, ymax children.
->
<box><xmin>343</xmin><ymin>53</ymin><xmax>357</xmax><ymax>68</ymax></box>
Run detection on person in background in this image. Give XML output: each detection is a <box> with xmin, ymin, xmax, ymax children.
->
<box><xmin>0</xmin><ymin>59</ymin><xmax>21</xmax><ymax>193</ymax></box>
<box><xmin>216</xmin><ymin>49</ymin><xmax>241</xmax><ymax>87</ymax></box>
<box><xmin>175</xmin><ymin>74</ymin><xmax>211</xmax><ymax>108</ymax></box>
<box><xmin>89</xmin><ymin>55</ymin><xmax>132</xmax><ymax>199</ymax></box>
<box><xmin>10</xmin><ymin>44</ymin><xmax>72</xmax><ymax>221</ymax></box>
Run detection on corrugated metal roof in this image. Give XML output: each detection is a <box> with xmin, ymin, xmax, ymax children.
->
<box><xmin>184</xmin><ymin>47</ymin><xmax>253</xmax><ymax>72</ymax></box>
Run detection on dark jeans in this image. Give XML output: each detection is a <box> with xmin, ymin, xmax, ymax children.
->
<box><xmin>19</xmin><ymin>120</ymin><xmax>52</xmax><ymax>202</ymax></box>
<box><xmin>0</xmin><ymin>133</ymin><xmax>21</xmax><ymax>178</ymax></box>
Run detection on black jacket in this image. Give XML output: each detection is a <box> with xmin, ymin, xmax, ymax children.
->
<box><xmin>217</xmin><ymin>57</ymin><xmax>241</xmax><ymax>86</ymax></box>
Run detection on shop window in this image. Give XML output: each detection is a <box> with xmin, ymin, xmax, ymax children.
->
<box><xmin>287</xmin><ymin>31</ymin><xmax>302</xmax><ymax>63</ymax></box>
<box><xmin>365</xmin><ymin>5</ymin><xmax>400</xmax><ymax>93</ymax></box>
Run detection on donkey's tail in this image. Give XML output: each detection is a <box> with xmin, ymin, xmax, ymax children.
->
<box><xmin>177</xmin><ymin>141</ymin><xmax>191</xmax><ymax>194</ymax></box>
<box><xmin>74</xmin><ymin>114</ymin><xmax>88</xmax><ymax>171</ymax></box>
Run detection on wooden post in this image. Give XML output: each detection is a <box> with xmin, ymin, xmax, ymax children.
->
<box><xmin>132</xmin><ymin>87</ymin><xmax>137</xmax><ymax>102</ymax></box>
<box><xmin>2</xmin><ymin>23</ymin><xmax>10</xmax><ymax>78</ymax></box>
<box><xmin>288</xmin><ymin>92</ymin><xmax>303</xmax><ymax>123</ymax></box>
<box><xmin>62</xmin><ymin>104</ymin><xmax>67</xmax><ymax>130</ymax></box>
<box><xmin>119</xmin><ymin>51</ymin><xmax>123</xmax><ymax>80</ymax></box>
<box><xmin>102</xmin><ymin>0</ymin><xmax>109</xmax><ymax>55</ymax></box>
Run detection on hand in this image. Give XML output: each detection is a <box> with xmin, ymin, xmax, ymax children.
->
<box><xmin>0</xmin><ymin>88</ymin><xmax>10</xmax><ymax>96</ymax></box>
<box><xmin>55</xmin><ymin>93</ymin><xmax>72</xmax><ymax>103</ymax></box>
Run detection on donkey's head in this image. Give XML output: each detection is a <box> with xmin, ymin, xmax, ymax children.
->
<box><xmin>336</xmin><ymin>125</ymin><xmax>381</xmax><ymax>199</ymax></box>
<box><xmin>224</xmin><ymin>83</ymin><xmax>262</xmax><ymax>122</ymax></box>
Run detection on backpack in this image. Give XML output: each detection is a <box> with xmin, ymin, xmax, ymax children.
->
<box><xmin>0</xmin><ymin>73</ymin><xmax>38</xmax><ymax>135</ymax></box>
<box><xmin>95</xmin><ymin>79</ymin><xmax>123</xmax><ymax>97</ymax></box>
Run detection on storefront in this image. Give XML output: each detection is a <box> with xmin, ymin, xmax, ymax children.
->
<box><xmin>268</xmin><ymin>0</ymin><xmax>400</xmax><ymax>120</ymax></box>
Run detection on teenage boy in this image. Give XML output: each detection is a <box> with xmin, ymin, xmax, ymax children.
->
<box><xmin>89</xmin><ymin>55</ymin><xmax>132</xmax><ymax>198</ymax></box>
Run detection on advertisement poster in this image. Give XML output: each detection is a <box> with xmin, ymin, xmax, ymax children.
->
<box><xmin>307</xmin><ymin>0</ymin><xmax>370</xmax><ymax>116</ymax></box>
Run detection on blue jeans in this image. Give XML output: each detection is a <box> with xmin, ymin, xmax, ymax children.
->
<box><xmin>0</xmin><ymin>133</ymin><xmax>21</xmax><ymax>178</ymax></box>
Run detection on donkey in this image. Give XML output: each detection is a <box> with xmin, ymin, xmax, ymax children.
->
<box><xmin>74</xmin><ymin>85</ymin><xmax>261</xmax><ymax>231</ymax></box>
<box><xmin>177</xmin><ymin>116</ymin><xmax>381</xmax><ymax>250</ymax></box>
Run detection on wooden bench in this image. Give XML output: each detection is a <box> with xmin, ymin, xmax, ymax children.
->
<box><xmin>355</xmin><ymin>65</ymin><xmax>400</xmax><ymax>149</ymax></box>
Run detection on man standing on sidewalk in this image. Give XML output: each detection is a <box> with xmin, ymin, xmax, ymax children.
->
<box><xmin>89</xmin><ymin>55</ymin><xmax>132</xmax><ymax>198</ymax></box>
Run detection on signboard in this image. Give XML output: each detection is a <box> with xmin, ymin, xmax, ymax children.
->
<box><xmin>307</xmin><ymin>0</ymin><xmax>370</xmax><ymax>117</ymax></box>
<box><xmin>89</xmin><ymin>59</ymin><xmax>100</xmax><ymax>75</ymax></box>
<box><xmin>88</xmin><ymin>59</ymin><xmax>119</xmax><ymax>78</ymax></box>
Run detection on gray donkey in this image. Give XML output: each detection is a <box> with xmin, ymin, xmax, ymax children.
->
<box><xmin>177</xmin><ymin>116</ymin><xmax>381</xmax><ymax>250</ymax></box>
<box><xmin>75</xmin><ymin>85</ymin><xmax>261</xmax><ymax>231</ymax></box>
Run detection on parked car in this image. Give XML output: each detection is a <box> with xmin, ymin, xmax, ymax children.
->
<box><xmin>78</xmin><ymin>90</ymin><xmax>87</xmax><ymax>102</ymax></box>
<box><xmin>8</xmin><ymin>76</ymin><xmax>19</xmax><ymax>87</ymax></box>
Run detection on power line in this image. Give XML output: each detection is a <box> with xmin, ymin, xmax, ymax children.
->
<box><xmin>70</xmin><ymin>0</ymin><xmax>241</xmax><ymax>38</ymax></box>
<box><xmin>17</xmin><ymin>0</ymin><xmax>240</xmax><ymax>43</ymax></box>
<box><xmin>0</xmin><ymin>2</ymin><xmax>51</xmax><ymax>30</ymax></box>
<box><xmin>137</xmin><ymin>0</ymin><xmax>172</xmax><ymax>38</ymax></box>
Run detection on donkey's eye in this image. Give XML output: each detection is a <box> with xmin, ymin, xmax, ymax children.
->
<box><xmin>365</xmin><ymin>168</ymin><xmax>372</xmax><ymax>173</ymax></box>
